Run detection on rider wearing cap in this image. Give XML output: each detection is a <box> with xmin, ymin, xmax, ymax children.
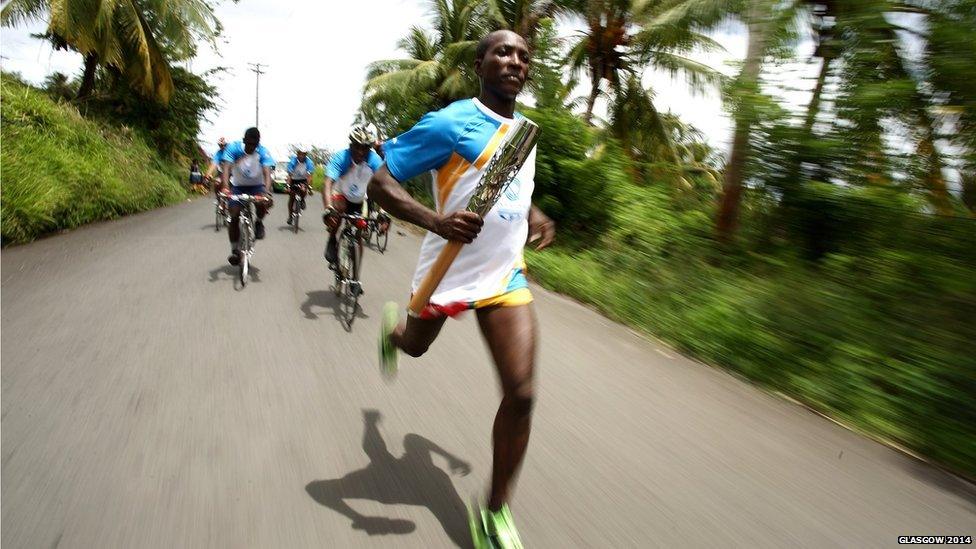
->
<box><xmin>322</xmin><ymin>125</ymin><xmax>383</xmax><ymax>267</ymax></box>
<box><xmin>286</xmin><ymin>148</ymin><xmax>315</xmax><ymax>225</ymax></box>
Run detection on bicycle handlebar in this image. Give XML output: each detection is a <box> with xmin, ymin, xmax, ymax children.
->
<box><xmin>228</xmin><ymin>194</ymin><xmax>271</xmax><ymax>203</ymax></box>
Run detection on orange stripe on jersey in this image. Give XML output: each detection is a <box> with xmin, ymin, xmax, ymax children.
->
<box><xmin>436</xmin><ymin>152</ymin><xmax>470</xmax><ymax>211</ymax></box>
<box><xmin>473</xmin><ymin>123</ymin><xmax>510</xmax><ymax>170</ymax></box>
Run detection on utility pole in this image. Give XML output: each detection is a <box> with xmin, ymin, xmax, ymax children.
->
<box><xmin>247</xmin><ymin>62</ymin><xmax>267</xmax><ymax>127</ymax></box>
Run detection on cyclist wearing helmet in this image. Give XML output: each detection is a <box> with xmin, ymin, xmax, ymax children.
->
<box><xmin>286</xmin><ymin>148</ymin><xmax>315</xmax><ymax>226</ymax></box>
<box><xmin>322</xmin><ymin>125</ymin><xmax>383</xmax><ymax>267</ymax></box>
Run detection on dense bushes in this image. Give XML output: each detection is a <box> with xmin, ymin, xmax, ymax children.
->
<box><xmin>1</xmin><ymin>74</ymin><xmax>188</xmax><ymax>244</ymax></box>
<box><xmin>523</xmin><ymin>105</ymin><xmax>976</xmax><ymax>475</ymax></box>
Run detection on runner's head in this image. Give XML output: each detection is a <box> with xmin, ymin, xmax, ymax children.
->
<box><xmin>475</xmin><ymin>30</ymin><xmax>530</xmax><ymax>101</ymax></box>
<box><xmin>296</xmin><ymin>148</ymin><xmax>307</xmax><ymax>161</ymax></box>
<box><xmin>243</xmin><ymin>127</ymin><xmax>260</xmax><ymax>154</ymax></box>
<box><xmin>349</xmin><ymin>125</ymin><xmax>374</xmax><ymax>164</ymax></box>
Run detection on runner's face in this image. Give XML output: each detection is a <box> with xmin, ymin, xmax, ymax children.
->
<box><xmin>477</xmin><ymin>32</ymin><xmax>530</xmax><ymax>100</ymax></box>
<box><xmin>350</xmin><ymin>142</ymin><xmax>370</xmax><ymax>163</ymax></box>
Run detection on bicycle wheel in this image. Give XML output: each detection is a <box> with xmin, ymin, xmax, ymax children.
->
<box><xmin>376</xmin><ymin>221</ymin><xmax>389</xmax><ymax>253</ymax></box>
<box><xmin>335</xmin><ymin>232</ymin><xmax>349</xmax><ymax>297</ymax></box>
<box><xmin>239</xmin><ymin>217</ymin><xmax>251</xmax><ymax>287</ymax></box>
<box><xmin>341</xmin><ymin>237</ymin><xmax>360</xmax><ymax>327</ymax></box>
<box><xmin>215</xmin><ymin>205</ymin><xmax>222</xmax><ymax>232</ymax></box>
<box><xmin>292</xmin><ymin>201</ymin><xmax>301</xmax><ymax>233</ymax></box>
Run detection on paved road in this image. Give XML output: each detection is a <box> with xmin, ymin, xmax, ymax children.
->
<box><xmin>2</xmin><ymin>198</ymin><xmax>974</xmax><ymax>548</ymax></box>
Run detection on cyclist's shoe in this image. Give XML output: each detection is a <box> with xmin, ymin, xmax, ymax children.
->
<box><xmin>255</xmin><ymin>220</ymin><xmax>266</xmax><ymax>240</ymax></box>
<box><xmin>468</xmin><ymin>502</ymin><xmax>524</xmax><ymax>549</ymax></box>
<box><xmin>379</xmin><ymin>302</ymin><xmax>400</xmax><ymax>381</ymax></box>
<box><xmin>227</xmin><ymin>249</ymin><xmax>241</xmax><ymax>266</ymax></box>
<box><xmin>286</xmin><ymin>214</ymin><xmax>293</xmax><ymax>226</ymax></box>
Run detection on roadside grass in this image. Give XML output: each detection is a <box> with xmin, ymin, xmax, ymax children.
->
<box><xmin>1</xmin><ymin>74</ymin><xmax>188</xmax><ymax>245</ymax></box>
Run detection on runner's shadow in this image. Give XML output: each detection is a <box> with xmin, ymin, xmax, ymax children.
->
<box><xmin>305</xmin><ymin>409</ymin><xmax>471</xmax><ymax>547</ymax></box>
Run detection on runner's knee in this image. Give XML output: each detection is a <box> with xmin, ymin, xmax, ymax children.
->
<box><xmin>400</xmin><ymin>340</ymin><xmax>431</xmax><ymax>358</ymax></box>
<box><xmin>503</xmin><ymin>380</ymin><xmax>534</xmax><ymax>414</ymax></box>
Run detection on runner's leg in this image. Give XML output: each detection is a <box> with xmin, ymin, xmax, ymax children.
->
<box><xmin>390</xmin><ymin>314</ymin><xmax>447</xmax><ymax>358</ymax></box>
<box><xmin>475</xmin><ymin>304</ymin><xmax>537</xmax><ymax>511</ymax></box>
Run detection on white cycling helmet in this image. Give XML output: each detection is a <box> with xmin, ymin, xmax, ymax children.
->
<box><xmin>349</xmin><ymin>125</ymin><xmax>374</xmax><ymax>146</ymax></box>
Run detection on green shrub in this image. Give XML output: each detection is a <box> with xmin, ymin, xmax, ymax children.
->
<box><xmin>1</xmin><ymin>74</ymin><xmax>188</xmax><ymax>245</ymax></box>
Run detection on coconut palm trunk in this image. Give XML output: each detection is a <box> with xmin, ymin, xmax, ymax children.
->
<box><xmin>716</xmin><ymin>0</ymin><xmax>767</xmax><ymax>242</ymax></box>
<box><xmin>77</xmin><ymin>52</ymin><xmax>98</xmax><ymax>100</ymax></box>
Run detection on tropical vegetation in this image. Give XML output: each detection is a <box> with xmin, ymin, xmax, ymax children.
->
<box><xmin>358</xmin><ymin>0</ymin><xmax>976</xmax><ymax>476</ymax></box>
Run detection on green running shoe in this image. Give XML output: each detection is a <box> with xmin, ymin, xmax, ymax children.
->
<box><xmin>468</xmin><ymin>501</ymin><xmax>524</xmax><ymax>549</ymax></box>
<box><xmin>379</xmin><ymin>302</ymin><xmax>400</xmax><ymax>380</ymax></box>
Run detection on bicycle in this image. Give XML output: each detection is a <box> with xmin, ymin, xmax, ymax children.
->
<box><xmin>288</xmin><ymin>182</ymin><xmax>309</xmax><ymax>233</ymax></box>
<box><xmin>371</xmin><ymin>211</ymin><xmax>392</xmax><ymax>253</ymax></box>
<box><xmin>230</xmin><ymin>194</ymin><xmax>270</xmax><ymax>287</ymax></box>
<box><xmin>326</xmin><ymin>211</ymin><xmax>368</xmax><ymax>328</ymax></box>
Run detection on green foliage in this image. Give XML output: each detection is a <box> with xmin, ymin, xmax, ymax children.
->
<box><xmin>83</xmin><ymin>66</ymin><xmax>219</xmax><ymax>161</ymax></box>
<box><xmin>528</xmin><ymin>179</ymin><xmax>976</xmax><ymax>476</ymax></box>
<box><xmin>523</xmin><ymin>105</ymin><xmax>627</xmax><ymax>235</ymax></box>
<box><xmin>0</xmin><ymin>74</ymin><xmax>188</xmax><ymax>244</ymax></box>
<box><xmin>1</xmin><ymin>0</ymin><xmax>223</xmax><ymax>104</ymax></box>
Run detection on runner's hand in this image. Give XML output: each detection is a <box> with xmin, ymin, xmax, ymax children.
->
<box><xmin>434</xmin><ymin>211</ymin><xmax>483</xmax><ymax>243</ymax></box>
<box><xmin>528</xmin><ymin>208</ymin><xmax>555</xmax><ymax>250</ymax></box>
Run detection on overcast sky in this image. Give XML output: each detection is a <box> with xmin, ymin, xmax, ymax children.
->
<box><xmin>0</xmin><ymin>1</ymin><xmax>795</xmax><ymax>161</ymax></box>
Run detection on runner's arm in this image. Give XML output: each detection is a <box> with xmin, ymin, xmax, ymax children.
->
<box><xmin>367</xmin><ymin>165</ymin><xmax>482</xmax><ymax>243</ymax></box>
<box><xmin>527</xmin><ymin>204</ymin><xmax>555</xmax><ymax>250</ymax></box>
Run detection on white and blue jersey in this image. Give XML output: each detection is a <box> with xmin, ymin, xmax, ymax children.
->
<box><xmin>287</xmin><ymin>155</ymin><xmax>314</xmax><ymax>181</ymax></box>
<box><xmin>222</xmin><ymin>141</ymin><xmax>275</xmax><ymax>190</ymax></box>
<box><xmin>384</xmin><ymin>97</ymin><xmax>537</xmax><ymax>306</ymax></box>
<box><xmin>211</xmin><ymin>148</ymin><xmax>227</xmax><ymax>174</ymax></box>
<box><xmin>326</xmin><ymin>148</ymin><xmax>382</xmax><ymax>204</ymax></box>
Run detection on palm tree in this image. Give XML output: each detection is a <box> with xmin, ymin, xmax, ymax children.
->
<box><xmin>563</xmin><ymin>0</ymin><xmax>726</xmax><ymax>125</ymax></box>
<box><xmin>1</xmin><ymin>0</ymin><xmax>221</xmax><ymax>104</ymax></box>
<box><xmin>362</xmin><ymin>0</ymin><xmax>489</xmax><ymax>135</ymax></box>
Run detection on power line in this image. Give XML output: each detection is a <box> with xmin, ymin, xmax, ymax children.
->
<box><xmin>247</xmin><ymin>62</ymin><xmax>267</xmax><ymax>128</ymax></box>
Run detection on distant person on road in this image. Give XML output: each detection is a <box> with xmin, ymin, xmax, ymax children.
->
<box><xmin>286</xmin><ymin>148</ymin><xmax>315</xmax><ymax>226</ymax></box>
<box><xmin>368</xmin><ymin>29</ymin><xmax>555</xmax><ymax>548</ymax></box>
<box><xmin>219</xmin><ymin>127</ymin><xmax>275</xmax><ymax>266</ymax></box>
<box><xmin>206</xmin><ymin>137</ymin><xmax>229</xmax><ymax>195</ymax></box>
<box><xmin>189</xmin><ymin>159</ymin><xmax>205</xmax><ymax>194</ymax></box>
<box><xmin>322</xmin><ymin>125</ymin><xmax>383</xmax><ymax>269</ymax></box>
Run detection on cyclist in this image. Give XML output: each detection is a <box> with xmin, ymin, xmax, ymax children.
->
<box><xmin>322</xmin><ymin>125</ymin><xmax>383</xmax><ymax>269</ymax></box>
<box><xmin>286</xmin><ymin>148</ymin><xmax>315</xmax><ymax>225</ymax></box>
<box><xmin>205</xmin><ymin>137</ymin><xmax>228</xmax><ymax>195</ymax></box>
<box><xmin>368</xmin><ymin>30</ymin><xmax>555</xmax><ymax>549</ymax></box>
<box><xmin>218</xmin><ymin>127</ymin><xmax>275</xmax><ymax>266</ymax></box>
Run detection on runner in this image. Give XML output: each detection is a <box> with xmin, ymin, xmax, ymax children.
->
<box><xmin>218</xmin><ymin>127</ymin><xmax>275</xmax><ymax>266</ymax></box>
<box><xmin>367</xmin><ymin>30</ymin><xmax>555</xmax><ymax>549</ymax></box>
